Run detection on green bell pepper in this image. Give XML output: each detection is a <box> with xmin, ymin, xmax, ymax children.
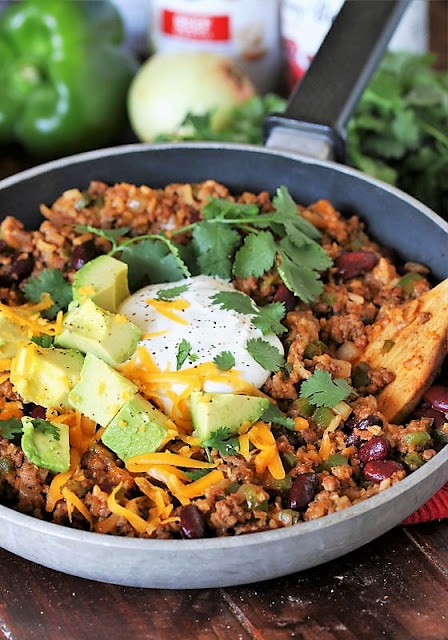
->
<box><xmin>0</xmin><ymin>0</ymin><xmax>136</xmax><ymax>157</ymax></box>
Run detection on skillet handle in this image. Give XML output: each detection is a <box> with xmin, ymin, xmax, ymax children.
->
<box><xmin>264</xmin><ymin>0</ymin><xmax>410</xmax><ymax>162</ymax></box>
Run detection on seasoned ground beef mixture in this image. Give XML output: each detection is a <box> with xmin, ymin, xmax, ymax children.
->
<box><xmin>0</xmin><ymin>180</ymin><xmax>447</xmax><ymax>539</ymax></box>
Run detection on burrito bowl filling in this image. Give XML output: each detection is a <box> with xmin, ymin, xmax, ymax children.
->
<box><xmin>0</xmin><ymin>179</ymin><xmax>446</xmax><ymax>539</ymax></box>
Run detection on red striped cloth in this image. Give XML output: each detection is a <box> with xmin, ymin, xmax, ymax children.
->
<box><xmin>402</xmin><ymin>482</ymin><xmax>448</xmax><ymax>525</ymax></box>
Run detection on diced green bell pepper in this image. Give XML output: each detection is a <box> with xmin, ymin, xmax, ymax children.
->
<box><xmin>0</xmin><ymin>0</ymin><xmax>136</xmax><ymax>157</ymax></box>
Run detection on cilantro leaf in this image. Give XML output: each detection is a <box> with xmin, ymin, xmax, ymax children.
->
<box><xmin>202</xmin><ymin>427</ymin><xmax>240</xmax><ymax>457</ymax></box>
<box><xmin>202</xmin><ymin>198</ymin><xmax>259</xmax><ymax>221</ymax></box>
<box><xmin>233</xmin><ymin>231</ymin><xmax>276</xmax><ymax>279</ymax></box>
<box><xmin>210</xmin><ymin>290</ymin><xmax>256</xmax><ymax>315</ymax></box>
<box><xmin>279</xmin><ymin>237</ymin><xmax>332</xmax><ymax>272</ymax></box>
<box><xmin>23</xmin><ymin>269</ymin><xmax>73</xmax><ymax>320</ymax></box>
<box><xmin>213</xmin><ymin>351</ymin><xmax>235</xmax><ymax>371</ymax></box>
<box><xmin>0</xmin><ymin>417</ymin><xmax>23</xmax><ymax>440</ymax></box>
<box><xmin>31</xmin><ymin>418</ymin><xmax>61</xmax><ymax>441</ymax></box>
<box><xmin>176</xmin><ymin>339</ymin><xmax>194</xmax><ymax>370</ymax></box>
<box><xmin>211</xmin><ymin>292</ymin><xmax>286</xmax><ymax>336</ymax></box>
<box><xmin>74</xmin><ymin>225</ymin><xmax>130</xmax><ymax>248</ymax></box>
<box><xmin>184</xmin><ymin>468</ymin><xmax>212</xmax><ymax>481</ymax></box>
<box><xmin>192</xmin><ymin>222</ymin><xmax>241</xmax><ymax>279</ymax></box>
<box><xmin>252</xmin><ymin>302</ymin><xmax>287</xmax><ymax>336</ymax></box>
<box><xmin>260</xmin><ymin>404</ymin><xmax>295</xmax><ymax>430</ymax></box>
<box><xmin>118</xmin><ymin>239</ymin><xmax>188</xmax><ymax>291</ymax></box>
<box><xmin>156</xmin><ymin>284</ymin><xmax>189</xmax><ymax>300</ymax></box>
<box><xmin>271</xmin><ymin>186</ymin><xmax>322</xmax><ymax>241</ymax></box>
<box><xmin>299</xmin><ymin>370</ymin><xmax>353</xmax><ymax>408</ymax></box>
<box><xmin>31</xmin><ymin>335</ymin><xmax>54</xmax><ymax>348</ymax></box>
<box><xmin>246</xmin><ymin>338</ymin><xmax>285</xmax><ymax>372</ymax></box>
<box><xmin>277</xmin><ymin>253</ymin><xmax>324</xmax><ymax>304</ymax></box>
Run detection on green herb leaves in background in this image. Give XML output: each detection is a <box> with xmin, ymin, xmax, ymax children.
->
<box><xmin>348</xmin><ymin>52</ymin><xmax>448</xmax><ymax>216</ymax></box>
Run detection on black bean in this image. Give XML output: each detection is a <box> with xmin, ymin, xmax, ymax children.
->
<box><xmin>334</xmin><ymin>251</ymin><xmax>379</xmax><ymax>279</ymax></box>
<box><xmin>180</xmin><ymin>504</ymin><xmax>205</xmax><ymax>539</ymax></box>
<box><xmin>287</xmin><ymin>472</ymin><xmax>318</xmax><ymax>511</ymax></box>
<box><xmin>364</xmin><ymin>460</ymin><xmax>403</xmax><ymax>483</ymax></box>
<box><xmin>346</xmin><ymin>432</ymin><xmax>361</xmax><ymax>447</ymax></box>
<box><xmin>424</xmin><ymin>385</ymin><xmax>448</xmax><ymax>413</ymax></box>
<box><xmin>359</xmin><ymin>436</ymin><xmax>391</xmax><ymax>463</ymax></box>
<box><xmin>355</xmin><ymin>414</ymin><xmax>383</xmax><ymax>430</ymax></box>
<box><xmin>70</xmin><ymin>240</ymin><xmax>99</xmax><ymax>270</ymax></box>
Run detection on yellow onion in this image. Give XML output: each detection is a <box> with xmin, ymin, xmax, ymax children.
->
<box><xmin>128</xmin><ymin>51</ymin><xmax>256</xmax><ymax>141</ymax></box>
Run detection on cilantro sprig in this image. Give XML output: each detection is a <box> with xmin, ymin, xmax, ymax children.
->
<box><xmin>211</xmin><ymin>291</ymin><xmax>287</xmax><ymax>336</ymax></box>
<box><xmin>23</xmin><ymin>269</ymin><xmax>73</xmax><ymax>319</ymax></box>
<box><xmin>246</xmin><ymin>338</ymin><xmax>285</xmax><ymax>373</ymax></box>
<box><xmin>74</xmin><ymin>225</ymin><xmax>190</xmax><ymax>291</ymax></box>
<box><xmin>32</xmin><ymin>419</ymin><xmax>61</xmax><ymax>441</ymax></box>
<box><xmin>260</xmin><ymin>404</ymin><xmax>295</xmax><ymax>430</ymax></box>
<box><xmin>176</xmin><ymin>339</ymin><xmax>197</xmax><ymax>370</ymax></box>
<box><xmin>0</xmin><ymin>417</ymin><xmax>23</xmax><ymax>441</ymax></box>
<box><xmin>172</xmin><ymin>186</ymin><xmax>332</xmax><ymax>304</ymax></box>
<box><xmin>299</xmin><ymin>370</ymin><xmax>353</xmax><ymax>408</ymax></box>
<box><xmin>213</xmin><ymin>351</ymin><xmax>235</xmax><ymax>371</ymax></box>
<box><xmin>202</xmin><ymin>427</ymin><xmax>240</xmax><ymax>458</ymax></box>
<box><xmin>156</xmin><ymin>284</ymin><xmax>189</xmax><ymax>300</ymax></box>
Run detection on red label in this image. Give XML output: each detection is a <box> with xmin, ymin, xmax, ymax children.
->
<box><xmin>161</xmin><ymin>9</ymin><xmax>230</xmax><ymax>42</ymax></box>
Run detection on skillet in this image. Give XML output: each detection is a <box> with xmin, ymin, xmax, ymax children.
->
<box><xmin>0</xmin><ymin>1</ymin><xmax>447</xmax><ymax>589</ymax></box>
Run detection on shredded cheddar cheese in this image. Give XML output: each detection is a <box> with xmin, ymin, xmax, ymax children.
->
<box><xmin>126</xmin><ymin>452</ymin><xmax>216</xmax><ymax>470</ymax></box>
<box><xmin>145</xmin><ymin>298</ymin><xmax>190</xmax><ymax>325</ymax></box>
<box><xmin>107</xmin><ymin>483</ymin><xmax>149</xmax><ymax>533</ymax></box>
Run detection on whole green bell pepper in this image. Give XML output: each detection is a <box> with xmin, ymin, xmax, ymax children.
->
<box><xmin>0</xmin><ymin>0</ymin><xmax>136</xmax><ymax>157</ymax></box>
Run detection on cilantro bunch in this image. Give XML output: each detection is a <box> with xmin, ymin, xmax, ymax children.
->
<box><xmin>348</xmin><ymin>52</ymin><xmax>448</xmax><ymax>216</ymax></box>
<box><xmin>173</xmin><ymin>185</ymin><xmax>332</xmax><ymax>304</ymax></box>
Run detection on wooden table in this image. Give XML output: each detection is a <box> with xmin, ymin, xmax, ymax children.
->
<box><xmin>0</xmin><ymin>521</ymin><xmax>447</xmax><ymax>639</ymax></box>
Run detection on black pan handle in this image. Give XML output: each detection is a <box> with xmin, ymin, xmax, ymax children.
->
<box><xmin>265</xmin><ymin>0</ymin><xmax>410</xmax><ymax>162</ymax></box>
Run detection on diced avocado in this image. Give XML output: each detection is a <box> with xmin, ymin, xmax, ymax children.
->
<box><xmin>102</xmin><ymin>394</ymin><xmax>175</xmax><ymax>461</ymax></box>
<box><xmin>0</xmin><ymin>312</ymin><xmax>28</xmax><ymax>359</ymax></box>
<box><xmin>68</xmin><ymin>353</ymin><xmax>138</xmax><ymax>426</ymax></box>
<box><xmin>10</xmin><ymin>343</ymin><xmax>84</xmax><ymax>409</ymax></box>
<box><xmin>55</xmin><ymin>299</ymin><xmax>141</xmax><ymax>366</ymax></box>
<box><xmin>190</xmin><ymin>391</ymin><xmax>270</xmax><ymax>441</ymax></box>
<box><xmin>73</xmin><ymin>255</ymin><xmax>130</xmax><ymax>312</ymax></box>
<box><xmin>21</xmin><ymin>416</ymin><xmax>70</xmax><ymax>473</ymax></box>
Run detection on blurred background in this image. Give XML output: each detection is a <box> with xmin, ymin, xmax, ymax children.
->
<box><xmin>0</xmin><ymin>0</ymin><xmax>447</xmax><ymax>216</ymax></box>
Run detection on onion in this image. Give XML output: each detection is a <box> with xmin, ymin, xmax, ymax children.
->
<box><xmin>335</xmin><ymin>341</ymin><xmax>361</xmax><ymax>363</ymax></box>
<box><xmin>127</xmin><ymin>52</ymin><xmax>256</xmax><ymax>141</ymax></box>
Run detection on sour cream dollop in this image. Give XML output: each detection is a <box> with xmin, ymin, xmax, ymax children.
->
<box><xmin>119</xmin><ymin>276</ymin><xmax>283</xmax><ymax>415</ymax></box>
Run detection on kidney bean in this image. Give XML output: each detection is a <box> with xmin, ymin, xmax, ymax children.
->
<box><xmin>359</xmin><ymin>436</ymin><xmax>391</xmax><ymax>463</ymax></box>
<box><xmin>180</xmin><ymin>504</ymin><xmax>205</xmax><ymax>539</ymax></box>
<box><xmin>0</xmin><ymin>255</ymin><xmax>34</xmax><ymax>286</ymax></box>
<box><xmin>414</xmin><ymin>406</ymin><xmax>447</xmax><ymax>429</ymax></box>
<box><xmin>364</xmin><ymin>460</ymin><xmax>404</xmax><ymax>483</ymax></box>
<box><xmin>273</xmin><ymin>283</ymin><xmax>297</xmax><ymax>312</ymax></box>
<box><xmin>0</xmin><ymin>240</ymin><xmax>9</xmax><ymax>254</ymax></box>
<box><xmin>424</xmin><ymin>385</ymin><xmax>448</xmax><ymax>413</ymax></box>
<box><xmin>334</xmin><ymin>251</ymin><xmax>379</xmax><ymax>279</ymax></box>
<box><xmin>30</xmin><ymin>405</ymin><xmax>47</xmax><ymax>420</ymax></box>
<box><xmin>70</xmin><ymin>240</ymin><xmax>99</xmax><ymax>270</ymax></box>
<box><xmin>287</xmin><ymin>472</ymin><xmax>318</xmax><ymax>511</ymax></box>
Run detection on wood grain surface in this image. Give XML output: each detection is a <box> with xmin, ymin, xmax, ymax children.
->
<box><xmin>1</xmin><ymin>522</ymin><xmax>448</xmax><ymax>640</ymax></box>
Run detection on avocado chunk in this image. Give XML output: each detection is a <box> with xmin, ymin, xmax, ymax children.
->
<box><xmin>10</xmin><ymin>343</ymin><xmax>84</xmax><ymax>409</ymax></box>
<box><xmin>0</xmin><ymin>312</ymin><xmax>28</xmax><ymax>359</ymax></box>
<box><xmin>68</xmin><ymin>353</ymin><xmax>138</xmax><ymax>426</ymax></box>
<box><xmin>102</xmin><ymin>394</ymin><xmax>175</xmax><ymax>461</ymax></box>
<box><xmin>21</xmin><ymin>416</ymin><xmax>70</xmax><ymax>473</ymax></box>
<box><xmin>73</xmin><ymin>255</ymin><xmax>130</xmax><ymax>312</ymax></box>
<box><xmin>190</xmin><ymin>391</ymin><xmax>270</xmax><ymax>441</ymax></box>
<box><xmin>55</xmin><ymin>299</ymin><xmax>141</xmax><ymax>366</ymax></box>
